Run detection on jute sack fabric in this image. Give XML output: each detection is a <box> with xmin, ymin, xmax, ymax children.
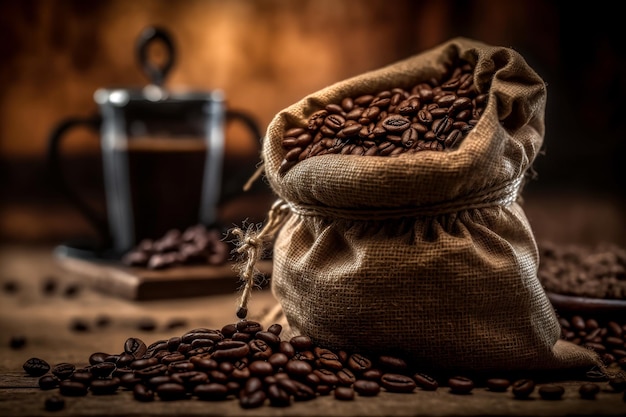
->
<box><xmin>257</xmin><ymin>37</ymin><xmax>600</xmax><ymax>372</ymax></box>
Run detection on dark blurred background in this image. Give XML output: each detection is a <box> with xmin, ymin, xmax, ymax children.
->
<box><xmin>1</xmin><ymin>0</ymin><xmax>625</xmax><ymax>247</ymax></box>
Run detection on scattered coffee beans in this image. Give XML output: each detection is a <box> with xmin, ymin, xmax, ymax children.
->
<box><xmin>122</xmin><ymin>224</ymin><xmax>230</xmax><ymax>269</ymax></box>
<box><xmin>26</xmin><ymin>319</ymin><xmax>625</xmax><ymax>410</ymax></box>
<box><xmin>279</xmin><ymin>59</ymin><xmax>487</xmax><ymax>172</ymax></box>
<box><xmin>557</xmin><ymin>314</ymin><xmax>626</xmax><ymax>367</ymax></box>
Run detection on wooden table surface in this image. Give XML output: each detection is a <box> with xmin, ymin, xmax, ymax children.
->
<box><xmin>0</xmin><ymin>244</ymin><xmax>624</xmax><ymax>416</ymax></box>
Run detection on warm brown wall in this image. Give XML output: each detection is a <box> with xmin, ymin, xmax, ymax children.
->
<box><xmin>1</xmin><ymin>0</ymin><xmax>624</xmax><ymax>244</ymax></box>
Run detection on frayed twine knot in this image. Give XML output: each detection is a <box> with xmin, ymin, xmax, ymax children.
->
<box><xmin>229</xmin><ymin>199</ymin><xmax>290</xmax><ymax>319</ymax></box>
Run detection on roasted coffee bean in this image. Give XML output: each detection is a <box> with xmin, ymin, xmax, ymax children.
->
<box><xmin>255</xmin><ymin>331</ymin><xmax>281</xmax><ymax>346</ymax></box>
<box><xmin>51</xmin><ymin>363</ymin><xmax>75</xmax><ymax>380</ymax></box>
<box><xmin>44</xmin><ymin>395</ymin><xmax>65</xmax><ymax>412</ymax></box>
<box><xmin>267</xmin><ymin>323</ymin><xmax>283</xmax><ymax>336</ymax></box>
<box><xmin>290</xmin><ymin>335</ymin><xmax>313</xmax><ymax>351</ymax></box>
<box><xmin>69</xmin><ymin>370</ymin><xmax>95</xmax><ymax>385</ymax></box>
<box><xmin>194</xmin><ymin>382</ymin><xmax>229</xmax><ymax>401</ymax></box>
<box><xmin>119</xmin><ymin>372</ymin><xmax>142</xmax><ymax>389</ymax></box>
<box><xmin>347</xmin><ymin>353</ymin><xmax>372</xmax><ymax>373</ymax></box>
<box><xmin>285</xmin><ymin>360</ymin><xmax>313</xmax><ymax>378</ymax></box>
<box><xmin>38</xmin><ymin>375</ymin><xmax>59</xmax><ymax>390</ymax></box>
<box><xmin>538</xmin><ymin>384</ymin><xmax>565</xmax><ymax>400</ymax></box>
<box><xmin>130</xmin><ymin>357</ymin><xmax>159</xmax><ymax>370</ymax></box>
<box><xmin>362</xmin><ymin>368</ymin><xmax>383</xmax><ymax>381</ymax></box>
<box><xmin>248</xmin><ymin>360</ymin><xmax>274</xmax><ymax>377</ymax></box>
<box><xmin>89</xmin><ymin>352</ymin><xmax>109</xmax><ymax>365</ymax></box>
<box><xmin>234</xmin><ymin>319</ymin><xmax>264</xmax><ymax>334</ymax></box>
<box><xmin>23</xmin><ymin>357</ymin><xmax>50</xmax><ymax>377</ymax></box>
<box><xmin>90</xmin><ymin>377</ymin><xmax>121</xmax><ymax>395</ymax></box>
<box><xmin>353</xmin><ymin>379</ymin><xmax>381</xmax><ymax>396</ymax></box>
<box><xmin>133</xmin><ymin>383</ymin><xmax>155</xmax><ymax>402</ymax></box>
<box><xmin>135</xmin><ymin>364</ymin><xmax>168</xmax><ymax>379</ymax></box>
<box><xmin>90</xmin><ymin>361</ymin><xmax>116</xmax><ymax>378</ymax></box>
<box><xmin>448</xmin><ymin>376</ymin><xmax>474</xmax><ymax>394</ymax></box>
<box><xmin>124</xmin><ymin>337</ymin><xmax>147</xmax><ymax>359</ymax></box>
<box><xmin>171</xmin><ymin>371</ymin><xmax>208</xmax><ymax>389</ymax></box>
<box><xmin>512</xmin><ymin>379</ymin><xmax>535</xmax><ymax>399</ymax></box>
<box><xmin>334</xmin><ymin>386</ymin><xmax>355</xmax><ymax>401</ymax></box>
<box><xmin>336</xmin><ymin>368</ymin><xmax>356</xmax><ymax>386</ymax></box>
<box><xmin>144</xmin><ymin>340</ymin><xmax>168</xmax><ymax>357</ymax></box>
<box><xmin>156</xmin><ymin>382</ymin><xmax>187</xmax><ymax>401</ymax></box>
<box><xmin>240</xmin><ymin>389</ymin><xmax>266</xmax><ymax>409</ymax></box>
<box><xmin>267</xmin><ymin>383</ymin><xmax>291</xmax><ymax>407</ymax></box>
<box><xmin>249</xmin><ymin>339</ymin><xmax>273</xmax><ymax>360</ymax></box>
<box><xmin>380</xmin><ymin>373</ymin><xmax>416</xmax><ymax>393</ymax></box>
<box><xmin>315</xmin><ymin>347</ymin><xmax>343</xmax><ymax>371</ymax></box>
<box><xmin>486</xmin><ymin>378</ymin><xmax>510</xmax><ymax>392</ymax></box>
<box><xmin>167</xmin><ymin>360</ymin><xmax>195</xmax><ymax>373</ymax></box>
<box><xmin>212</xmin><ymin>340</ymin><xmax>250</xmax><ymax>360</ymax></box>
<box><xmin>59</xmin><ymin>380</ymin><xmax>88</xmax><ymax>396</ymax></box>
<box><xmin>377</xmin><ymin>355</ymin><xmax>408</xmax><ymax>372</ymax></box>
<box><xmin>313</xmin><ymin>368</ymin><xmax>340</xmax><ymax>386</ymax></box>
<box><xmin>413</xmin><ymin>372</ymin><xmax>439</xmax><ymax>391</ymax></box>
<box><xmin>579</xmin><ymin>383</ymin><xmax>600</xmax><ymax>399</ymax></box>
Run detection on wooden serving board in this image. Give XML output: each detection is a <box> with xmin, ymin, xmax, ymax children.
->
<box><xmin>54</xmin><ymin>253</ymin><xmax>273</xmax><ymax>301</ymax></box>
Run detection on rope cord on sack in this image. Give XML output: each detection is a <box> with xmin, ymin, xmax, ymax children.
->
<box><xmin>230</xmin><ymin>199</ymin><xmax>290</xmax><ymax>319</ymax></box>
<box><xmin>289</xmin><ymin>177</ymin><xmax>524</xmax><ymax>220</ymax></box>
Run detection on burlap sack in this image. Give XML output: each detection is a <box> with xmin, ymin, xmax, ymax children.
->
<box><xmin>252</xmin><ymin>37</ymin><xmax>601</xmax><ymax>372</ymax></box>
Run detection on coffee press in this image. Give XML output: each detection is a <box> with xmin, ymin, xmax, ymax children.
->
<box><xmin>48</xmin><ymin>26</ymin><xmax>262</xmax><ymax>259</ymax></box>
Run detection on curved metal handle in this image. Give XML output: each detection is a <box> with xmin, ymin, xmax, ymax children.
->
<box><xmin>222</xmin><ymin>109</ymin><xmax>264</xmax><ymax>198</ymax></box>
<box><xmin>46</xmin><ymin>116</ymin><xmax>111</xmax><ymax>246</ymax></box>
<box><xmin>135</xmin><ymin>26</ymin><xmax>176</xmax><ymax>86</ymax></box>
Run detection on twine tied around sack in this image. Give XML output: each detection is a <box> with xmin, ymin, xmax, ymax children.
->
<box><xmin>230</xmin><ymin>199</ymin><xmax>291</xmax><ymax>320</ymax></box>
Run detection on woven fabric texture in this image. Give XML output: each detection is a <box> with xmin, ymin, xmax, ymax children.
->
<box><xmin>260</xmin><ymin>37</ymin><xmax>600</xmax><ymax>372</ymax></box>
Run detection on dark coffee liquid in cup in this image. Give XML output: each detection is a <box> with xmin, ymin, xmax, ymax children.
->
<box><xmin>123</xmin><ymin>137</ymin><xmax>207</xmax><ymax>242</ymax></box>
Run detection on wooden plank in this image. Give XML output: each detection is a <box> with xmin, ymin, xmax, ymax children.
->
<box><xmin>54</xmin><ymin>253</ymin><xmax>272</xmax><ymax>301</ymax></box>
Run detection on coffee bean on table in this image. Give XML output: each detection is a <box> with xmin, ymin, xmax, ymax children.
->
<box><xmin>90</xmin><ymin>377</ymin><xmax>121</xmax><ymax>395</ymax></box>
<box><xmin>448</xmin><ymin>376</ymin><xmax>474</xmax><ymax>394</ymax></box>
<box><xmin>59</xmin><ymin>380</ymin><xmax>88</xmax><ymax>396</ymax></box>
<box><xmin>23</xmin><ymin>357</ymin><xmax>50</xmax><ymax>377</ymax></box>
<box><xmin>579</xmin><ymin>383</ymin><xmax>600</xmax><ymax>399</ymax></box>
<box><xmin>512</xmin><ymin>379</ymin><xmax>535</xmax><ymax>399</ymax></box>
<box><xmin>353</xmin><ymin>379</ymin><xmax>381</xmax><ymax>396</ymax></box>
<box><xmin>156</xmin><ymin>382</ymin><xmax>188</xmax><ymax>401</ymax></box>
<box><xmin>413</xmin><ymin>372</ymin><xmax>439</xmax><ymax>391</ymax></box>
<box><xmin>90</xmin><ymin>361</ymin><xmax>116</xmax><ymax>378</ymax></box>
<box><xmin>380</xmin><ymin>373</ymin><xmax>416</xmax><ymax>393</ymax></box>
<box><xmin>51</xmin><ymin>363</ymin><xmax>75</xmax><ymax>380</ymax></box>
<box><xmin>38</xmin><ymin>375</ymin><xmax>59</xmax><ymax>390</ymax></box>
<box><xmin>538</xmin><ymin>384</ymin><xmax>565</xmax><ymax>400</ymax></box>
<box><xmin>133</xmin><ymin>383</ymin><xmax>155</xmax><ymax>402</ymax></box>
<box><xmin>486</xmin><ymin>378</ymin><xmax>511</xmax><ymax>392</ymax></box>
<box><xmin>334</xmin><ymin>386</ymin><xmax>355</xmax><ymax>401</ymax></box>
<box><xmin>44</xmin><ymin>395</ymin><xmax>65</xmax><ymax>412</ymax></box>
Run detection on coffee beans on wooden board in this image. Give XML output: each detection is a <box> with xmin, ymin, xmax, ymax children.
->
<box><xmin>538</xmin><ymin>241</ymin><xmax>626</xmax><ymax>300</ymax></box>
<box><xmin>24</xmin><ymin>320</ymin><xmax>626</xmax><ymax>409</ymax></box>
<box><xmin>121</xmin><ymin>224</ymin><xmax>230</xmax><ymax>270</ymax></box>
<box><xmin>280</xmin><ymin>59</ymin><xmax>486</xmax><ymax>172</ymax></box>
